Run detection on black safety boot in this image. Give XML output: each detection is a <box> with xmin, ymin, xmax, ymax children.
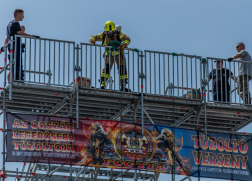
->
<box><xmin>121</xmin><ymin>83</ymin><xmax>131</xmax><ymax>92</ymax></box>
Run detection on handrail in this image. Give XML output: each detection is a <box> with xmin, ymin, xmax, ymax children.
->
<box><xmin>206</xmin><ymin>56</ymin><xmax>252</xmax><ymax>64</ymax></box>
<box><xmin>2</xmin><ymin>35</ymin><xmax>252</xmax><ymax>105</ymax></box>
<box><xmin>16</xmin><ymin>35</ymin><xmax>75</xmax><ymax>44</ymax></box>
<box><xmin>145</xmin><ymin>50</ymin><xmax>201</xmax><ymax>59</ymax></box>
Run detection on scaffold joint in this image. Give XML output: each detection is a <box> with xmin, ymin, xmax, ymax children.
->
<box><xmin>74</xmin><ymin>66</ymin><xmax>81</xmax><ymax>71</ymax></box>
<box><xmin>172</xmin><ymin>52</ymin><xmax>184</xmax><ymax>56</ymax></box>
<box><xmin>139</xmin><ymin>73</ymin><xmax>146</xmax><ymax>79</ymax></box>
<box><xmin>202</xmin><ymin>79</ymin><xmax>208</xmax><ymax>86</ymax></box>
<box><xmin>47</xmin><ymin>70</ymin><xmax>52</xmax><ymax>76</ymax></box>
<box><xmin>0</xmin><ymin>129</ymin><xmax>7</xmax><ymax>132</ymax></box>
<box><xmin>201</xmin><ymin>58</ymin><xmax>207</xmax><ymax>63</ymax></box>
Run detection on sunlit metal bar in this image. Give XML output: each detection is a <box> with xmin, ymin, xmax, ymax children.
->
<box><xmin>143</xmin><ymin>108</ymin><xmax>155</xmax><ymax>125</ymax></box>
<box><xmin>174</xmin><ymin>109</ymin><xmax>195</xmax><ymax>126</ymax></box>
<box><xmin>180</xmin><ymin>175</ymin><xmax>192</xmax><ymax>181</ymax></box>
<box><xmin>48</xmin><ymin>164</ymin><xmax>64</xmax><ymax>177</ymax></box>
<box><xmin>75</xmin><ymin>166</ymin><xmax>86</xmax><ymax>180</ymax></box>
<box><xmin>111</xmin><ymin>169</ymin><xmax>130</xmax><ymax>181</ymax></box>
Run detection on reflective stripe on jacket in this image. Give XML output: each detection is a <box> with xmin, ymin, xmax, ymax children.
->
<box><xmin>90</xmin><ymin>32</ymin><xmax>131</xmax><ymax>56</ymax></box>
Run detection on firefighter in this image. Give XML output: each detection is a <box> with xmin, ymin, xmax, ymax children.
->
<box><xmin>89</xmin><ymin>21</ymin><xmax>131</xmax><ymax>92</ymax></box>
<box><xmin>155</xmin><ymin>128</ymin><xmax>184</xmax><ymax>169</ymax></box>
<box><xmin>77</xmin><ymin>122</ymin><xmax>112</xmax><ymax>166</ymax></box>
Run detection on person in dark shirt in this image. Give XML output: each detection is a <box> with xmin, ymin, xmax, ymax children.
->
<box><xmin>4</xmin><ymin>25</ymin><xmax>26</xmax><ymax>83</ymax></box>
<box><xmin>6</xmin><ymin>9</ymin><xmax>39</xmax><ymax>81</ymax></box>
<box><xmin>208</xmin><ymin>60</ymin><xmax>238</xmax><ymax>102</ymax></box>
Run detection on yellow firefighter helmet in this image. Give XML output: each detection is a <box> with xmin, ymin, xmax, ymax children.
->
<box><xmin>104</xmin><ymin>21</ymin><xmax>115</xmax><ymax>31</ymax></box>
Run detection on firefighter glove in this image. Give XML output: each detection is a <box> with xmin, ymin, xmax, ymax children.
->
<box><xmin>120</xmin><ymin>44</ymin><xmax>125</xmax><ymax>52</ymax></box>
<box><xmin>90</xmin><ymin>39</ymin><xmax>95</xmax><ymax>44</ymax></box>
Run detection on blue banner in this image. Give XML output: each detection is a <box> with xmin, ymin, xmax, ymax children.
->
<box><xmin>6</xmin><ymin>113</ymin><xmax>252</xmax><ymax>180</ymax></box>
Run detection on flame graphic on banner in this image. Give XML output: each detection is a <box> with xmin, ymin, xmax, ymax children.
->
<box><xmin>175</xmin><ymin>133</ymin><xmax>183</xmax><ymax>152</ymax></box>
<box><xmin>83</xmin><ymin>124</ymin><xmax>90</xmax><ymax>140</ymax></box>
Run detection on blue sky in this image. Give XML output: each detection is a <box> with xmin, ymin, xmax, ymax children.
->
<box><xmin>1</xmin><ymin>0</ymin><xmax>252</xmax><ymax>180</ymax></box>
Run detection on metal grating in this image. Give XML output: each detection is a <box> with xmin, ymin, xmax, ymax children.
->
<box><xmin>1</xmin><ymin>83</ymin><xmax>251</xmax><ymax>132</ymax></box>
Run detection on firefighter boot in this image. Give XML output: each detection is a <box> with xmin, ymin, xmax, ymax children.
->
<box><xmin>100</xmin><ymin>64</ymin><xmax>110</xmax><ymax>89</ymax></box>
<box><xmin>101</xmin><ymin>79</ymin><xmax>105</xmax><ymax>89</ymax></box>
<box><xmin>121</xmin><ymin>83</ymin><xmax>131</xmax><ymax>92</ymax></box>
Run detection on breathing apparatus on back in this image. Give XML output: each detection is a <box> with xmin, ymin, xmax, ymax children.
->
<box><xmin>115</xmin><ymin>25</ymin><xmax>122</xmax><ymax>33</ymax></box>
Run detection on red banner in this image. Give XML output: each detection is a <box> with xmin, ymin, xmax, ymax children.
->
<box><xmin>6</xmin><ymin>113</ymin><xmax>252</xmax><ymax>180</ymax></box>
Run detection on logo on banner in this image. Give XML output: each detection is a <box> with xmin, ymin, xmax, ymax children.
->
<box><xmin>114</xmin><ymin>125</ymin><xmax>155</xmax><ymax>161</ymax></box>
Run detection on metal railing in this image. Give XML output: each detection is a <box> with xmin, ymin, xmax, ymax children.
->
<box><xmin>11</xmin><ymin>35</ymin><xmax>75</xmax><ymax>86</ymax></box>
<box><xmin>4</xmin><ymin>35</ymin><xmax>252</xmax><ymax>105</ymax></box>
<box><xmin>207</xmin><ymin>57</ymin><xmax>252</xmax><ymax>105</ymax></box>
<box><xmin>144</xmin><ymin>50</ymin><xmax>202</xmax><ymax>100</ymax></box>
<box><xmin>3</xmin><ymin>36</ymin><xmax>204</xmax><ymax>101</ymax></box>
<box><xmin>78</xmin><ymin>43</ymin><xmax>140</xmax><ymax>93</ymax></box>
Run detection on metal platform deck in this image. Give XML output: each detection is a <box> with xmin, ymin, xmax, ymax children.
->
<box><xmin>1</xmin><ymin>82</ymin><xmax>251</xmax><ymax>133</ymax></box>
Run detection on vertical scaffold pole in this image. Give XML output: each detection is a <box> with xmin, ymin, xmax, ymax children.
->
<box><xmin>9</xmin><ymin>36</ymin><xmax>14</xmax><ymax>100</ymax></box>
<box><xmin>76</xmin><ymin>44</ymin><xmax>80</xmax><ymax>129</ymax></box>
<box><xmin>47</xmin><ymin>163</ymin><xmax>50</xmax><ymax>181</ymax></box>
<box><xmin>140</xmin><ymin>51</ymin><xmax>145</xmax><ymax>135</ymax></box>
<box><xmin>4</xmin><ymin>43</ymin><xmax>7</xmax><ymax>89</ymax></box>
<box><xmin>202</xmin><ymin>58</ymin><xmax>207</xmax><ymax>140</ymax></box>
<box><xmin>2</xmin><ymin>40</ymin><xmax>8</xmax><ymax>181</ymax></box>
<box><xmin>134</xmin><ymin>82</ymin><xmax>137</xmax><ymax>181</ymax></box>
<box><xmin>172</xmin><ymin>53</ymin><xmax>175</xmax><ymax>181</ymax></box>
<box><xmin>70</xmin><ymin>164</ymin><xmax>72</xmax><ymax>181</ymax></box>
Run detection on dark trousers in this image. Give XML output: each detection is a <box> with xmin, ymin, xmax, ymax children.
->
<box><xmin>213</xmin><ymin>89</ymin><xmax>230</xmax><ymax>102</ymax></box>
<box><xmin>8</xmin><ymin>44</ymin><xmax>24</xmax><ymax>81</ymax></box>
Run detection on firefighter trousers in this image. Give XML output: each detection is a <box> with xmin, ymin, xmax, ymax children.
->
<box><xmin>101</xmin><ymin>54</ymin><xmax>128</xmax><ymax>82</ymax></box>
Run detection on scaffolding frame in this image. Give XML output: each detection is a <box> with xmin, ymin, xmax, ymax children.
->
<box><xmin>1</xmin><ymin>37</ymin><xmax>252</xmax><ymax>181</ymax></box>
